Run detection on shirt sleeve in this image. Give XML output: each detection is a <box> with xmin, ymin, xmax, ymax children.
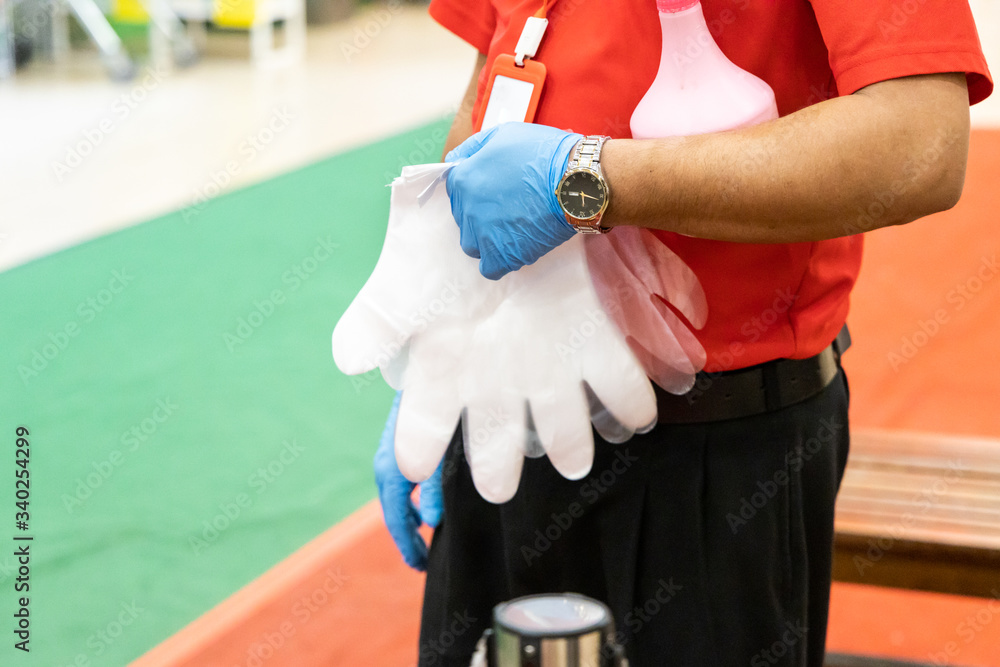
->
<box><xmin>429</xmin><ymin>0</ymin><xmax>496</xmax><ymax>55</ymax></box>
<box><xmin>809</xmin><ymin>0</ymin><xmax>993</xmax><ymax>104</ymax></box>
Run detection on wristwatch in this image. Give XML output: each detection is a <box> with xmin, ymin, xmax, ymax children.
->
<box><xmin>555</xmin><ymin>135</ymin><xmax>612</xmax><ymax>234</ymax></box>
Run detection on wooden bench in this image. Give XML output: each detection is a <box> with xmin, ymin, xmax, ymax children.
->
<box><xmin>833</xmin><ymin>428</ymin><xmax>1000</xmax><ymax>599</ymax></box>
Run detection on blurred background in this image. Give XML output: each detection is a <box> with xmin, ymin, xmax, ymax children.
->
<box><xmin>0</xmin><ymin>1</ymin><xmax>999</xmax><ymax>666</ymax></box>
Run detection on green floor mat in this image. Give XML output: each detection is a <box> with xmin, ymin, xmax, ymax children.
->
<box><xmin>0</xmin><ymin>118</ymin><xmax>450</xmax><ymax>666</ymax></box>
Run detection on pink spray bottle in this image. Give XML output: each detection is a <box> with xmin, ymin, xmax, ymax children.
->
<box><xmin>585</xmin><ymin>0</ymin><xmax>778</xmax><ymax>395</ymax></box>
<box><xmin>631</xmin><ymin>0</ymin><xmax>777</xmax><ymax>137</ymax></box>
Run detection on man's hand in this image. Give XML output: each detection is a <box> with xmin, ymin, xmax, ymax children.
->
<box><xmin>446</xmin><ymin>123</ymin><xmax>583</xmax><ymax>280</ymax></box>
<box><xmin>374</xmin><ymin>392</ymin><xmax>443</xmax><ymax>571</ymax></box>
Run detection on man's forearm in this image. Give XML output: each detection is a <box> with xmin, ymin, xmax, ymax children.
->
<box><xmin>601</xmin><ymin>72</ymin><xmax>971</xmax><ymax>243</ymax></box>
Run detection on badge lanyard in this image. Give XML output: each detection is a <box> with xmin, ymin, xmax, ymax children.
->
<box><xmin>475</xmin><ymin>0</ymin><xmax>558</xmax><ymax>132</ymax></box>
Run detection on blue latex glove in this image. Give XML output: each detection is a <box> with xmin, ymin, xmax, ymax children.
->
<box><xmin>446</xmin><ymin>123</ymin><xmax>583</xmax><ymax>280</ymax></box>
<box><xmin>373</xmin><ymin>391</ymin><xmax>444</xmax><ymax>571</ymax></box>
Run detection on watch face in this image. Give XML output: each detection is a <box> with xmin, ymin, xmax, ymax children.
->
<box><xmin>558</xmin><ymin>170</ymin><xmax>608</xmax><ymax>220</ymax></box>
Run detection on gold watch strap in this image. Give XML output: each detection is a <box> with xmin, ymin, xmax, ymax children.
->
<box><xmin>568</xmin><ymin>135</ymin><xmax>609</xmax><ymax>171</ymax></box>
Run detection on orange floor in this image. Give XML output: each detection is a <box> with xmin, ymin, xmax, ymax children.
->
<box><xmin>842</xmin><ymin>129</ymin><xmax>1000</xmax><ymax>438</ymax></box>
<box><xmin>138</xmin><ymin>130</ymin><xmax>1000</xmax><ymax>666</ymax></box>
<box><xmin>828</xmin><ymin>584</ymin><xmax>1000</xmax><ymax>666</ymax></box>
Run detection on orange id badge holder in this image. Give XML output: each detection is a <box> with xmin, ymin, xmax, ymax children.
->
<box><xmin>475</xmin><ymin>54</ymin><xmax>547</xmax><ymax>132</ymax></box>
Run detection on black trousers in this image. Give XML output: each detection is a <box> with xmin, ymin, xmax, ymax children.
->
<box><xmin>419</xmin><ymin>368</ymin><xmax>851</xmax><ymax>667</ymax></box>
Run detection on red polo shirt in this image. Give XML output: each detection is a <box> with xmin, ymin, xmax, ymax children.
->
<box><xmin>429</xmin><ymin>0</ymin><xmax>992</xmax><ymax>371</ymax></box>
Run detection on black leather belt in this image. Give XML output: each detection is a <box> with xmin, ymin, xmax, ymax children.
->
<box><xmin>655</xmin><ymin>326</ymin><xmax>851</xmax><ymax>424</ymax></box>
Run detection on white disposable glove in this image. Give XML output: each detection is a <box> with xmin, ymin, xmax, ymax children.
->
<box><xmin>333</xmin><ymin>163</ymin><xmax>701</xmax><ymax>503</ymax></box>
